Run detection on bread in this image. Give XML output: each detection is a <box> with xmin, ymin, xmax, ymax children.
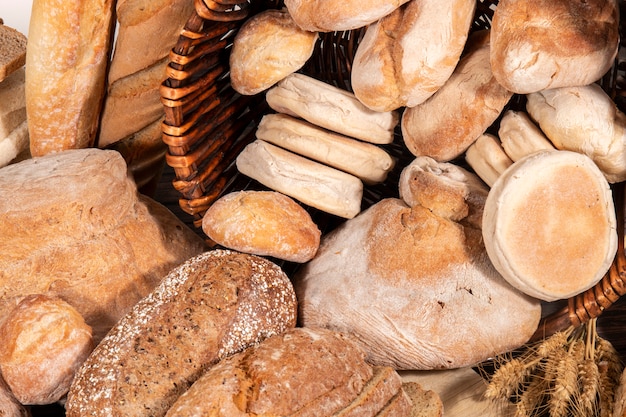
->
<box><xmin>0</xmin><ymin>294</ymin><xmax>93</xmax><ymax>405</ymax></box>
<box><xmin>0</xmin><ymin>20</ymin><xmax>27</xmax><ymax>83</ymax></box>
<box><xmin>165</xmin><ymin>327</ymin><xmax>412</xmax><ymax>416</ymax></box>
<box><xmin>0</xmin><ymin>66</ymin><xmax>26</xmax><ymax>140</ymax></box>
<box><xmin>25</xmin><ymin>0</ymin><xmax>115</xmax><ymax>156</ymax></box>
<box><xmin>0</xmin><ymin>148</ymin><xmax>207</xmax><ymax>342</ymax></box>
<box><xmin>351</xmin><ymin>0</ymin><xmax>475</xmax><ymax>111</ymax></box>
<box><xmin>256</xmin><ymin>113</ymin><xmax>395</xmax><ymax>184</ymax></box>
<box><xmin>490</xmin><ymin>0</ymin><xmax>619</xmax><ymax>94</ymax></box>
<box><xmin>614</xmin><ymin>367</ymin><xmax>626</xmax><ymax>417</ymax></box>
<box><xmin>497</xmin><ymin>110</ymin><xmax>554</xmax><ymax>162</ymax></box>
<box><xmin>229</xmin><ymin>8</ymin><xmax>318</xmax><ymax>96</ymax></box>
<box><xmin>465</xmin><ymin>133</ymin><xmax>513</xmax><ymax>187</ymax></box>
<box><xmin>401</xmin><ymin>31</ymin><xmax>513</xmax><ymax>162</ymax></box>
<box><xmin>398</xmin><ymin>155</ymin><xmax>489</xmax><ymax>229</ymax></box>
<box><xmin>526</xmin><ymin>83</ymin><xmax>626</xmax><ymax>183</ymax></box>
<box><xmin>294</xmin><ymin>196</ymin><xmax>541</xmax><ymax>370</ymax></box>
<box><xmin>0</xmin><ymin>373</ymin><xmax>28</xmax><ymax>417</ymax></box>
<box><xmin>266</xmin><ymin>73</ymin><xmax>400</xmax><ymax>145</ymax></box>
<box><xmin>284</xmin><ymin>0</ymin><xmax>410</xmax><ymax>32</ymax></box>
<box><xmin>400</xmin><ymin>382</ymin><xmax>443</xmax><ymax>417</ymax></box>
<box><xmin>202</xmin><ymin>190</ymin><xmax>321</xmax><ymax>263</ymax></box>
<box><xmin>97</xmin><ymin>58</ymin><xmax>168</xmax><ymax>148</ymax></box>
<box><xmin>482</xmin><ymin>149</ymin><xmax>617</xmax><ymax>301</ymax></box>
<box><xmin>107</xmin><ymin>0</ymin><xmax>195</xmax><ymax>84</ymax></box>
<box><xmin>66</xmin><ymin>249</ymin><xmax>298</xmax><ymax>417</ymax></box>
<box><xmin>236</xmin><ymin>139</ymin><xmax>364</xmax><ymax>219</ymax></box>
<box><xmin>0</xmin><ymin>120</ymin><xmax>28</xmax><ymax>168</ymax></box>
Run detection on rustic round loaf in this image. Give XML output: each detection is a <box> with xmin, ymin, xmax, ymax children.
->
<box><xmin>482</xmin><ymin>149</ymin><xmax>618</xmax><ymax>301</ymax></box>
<box><xmin>0</xmin><ymin>294</ymin><xmax>93</xmax><ymax>405</ymax></box>
<box><xmin>202</xmin><ymin>190</ymin><xmax>321</xmax><ymax>263</ymax></box>
<box><xmin>229</xmin><ymin>8</ymin><xmax>318</xmax><ymax>96</ymax></box>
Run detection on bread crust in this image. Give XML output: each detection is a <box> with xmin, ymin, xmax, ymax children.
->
<box><xmin>66</xmin><ymin>250</ymin><xmax>298</xmax><ymax>417</ymax></box>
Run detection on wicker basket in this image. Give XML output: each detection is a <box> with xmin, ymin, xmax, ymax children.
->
<box><xmin>160</xmin><ymin>0</ymin><xmax>626</xmax><ymax>339</ymax></box>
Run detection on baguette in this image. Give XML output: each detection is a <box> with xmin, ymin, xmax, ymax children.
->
<box><xmin>25</xmin><ymin>0</ymin><xmax>115</xmax><ymax>156</ymax></box>
<box><xmin>66</xmin><ymin>249</ymin><xmax>298</xmax><ymax>417</ymax></box>
<box><xmin>236</xmin><ymin>139</ymin><xmax>364</xmax><ymax>219</ymax></box>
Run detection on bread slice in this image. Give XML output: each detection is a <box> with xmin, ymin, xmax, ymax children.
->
<box><xmin>376</xmin><ymin>390</ymin><xmax>414</xmax><ymax>416</ymax></box>
<box><xmin>0</xmin><ymin>21</ymin><xmax>27</xmax><ymax>83</ymax></box>
<box><xmin>0</xmin><ymin>67</ymin><xmax>26</xmax><ymax>139</ymax></box>
<box><xmin>402</xmin><ymin>382</ymin><xmax>444</xmax><ymax>417</ymax></box>
<box><xmin>336</xmin><ymin>366</ymin><xmax>405</xmax><ymax>417</ymax></box>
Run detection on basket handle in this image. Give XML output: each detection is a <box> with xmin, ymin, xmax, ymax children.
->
<box><xmin>530</xmin><ymin>181</ymin><xmax>626</xmax><ymax>341</ymax></box>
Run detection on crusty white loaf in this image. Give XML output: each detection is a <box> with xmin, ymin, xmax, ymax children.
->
<box><xmin>66</xmin><ymin>250</ymin><xmax>298</xmax><ymax>417</ymax></box>
<box><xmin>236</xmin><ymin>139</ymin><xmax>364</xmax><ymax>219</ymax></box>
<box><xmin>490</xmin><ymin>0</ymin><xmax>619</xmax><ymax>94</ymax></box>
<box><xmin>0</xmin><ymin>294</ymin><xmax>93</xmax><ymax>405</ymax></box>
<box><xmin>202</xmin><ymin>190</ymin><xmax>321</xmax><ymax>263</ymax></box>
<box><xmin>256</xmin><ymin>113</ymin><xmax>395</xmax><ymax>184</ymax></box>
<box><xmin>351</xmin><ymin>0</ymin><xmax>475</xmax><ymax>111</ymax></box>
<box><xmin>230</xmin><ymin>8</ymin><xmax>318</xmax><ymax>96</ymax></box>
<box><xmin>401</xmin><ymin>31</ymin><xmax>513</xmax><ymax>162</ymax></box>
<box><xmin>284</xmin><ymin>0</ymin><xmax>411</xmax><ymax>32</ymax></box>
<box><xmin>483</xmin><ymin>150</ymin><xmax>617</xmax><ymax>301</ymax></box>
<box><xmin>165</xmin><ymin>327</ymin><xmax>412</xmax><ymax>417</ymax></box>
<box><xmin>26</xmin><ymin>0</ymin><xmax>115</xmax><ymax>156</ymax></box>
<box><xmin>526</xmin><ymin>84</ymin><xmax>626</xmax><ymax>183</ymax></box>
<box><xmin>266</xmin><ymin>73</ymin><xmax>400</xmax><ymax>145</ymax></box>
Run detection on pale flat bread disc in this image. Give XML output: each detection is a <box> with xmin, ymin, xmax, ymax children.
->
<box><xmin>482</xmin><ymin>149</ymin><xmax>617</xmax><ymax>301</ymax></box>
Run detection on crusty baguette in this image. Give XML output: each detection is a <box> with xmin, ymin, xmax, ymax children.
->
<box><xmin>236</xmin><ymin>139</ymin><xmax>364</xmax><ymax>219</ymax></box>
<box><xmin>66</xmin><ymin>249</ymin><xmax>298</xmax><ymax>417</ymax></box>
<box><xmin>25</xmin><ymin>0</ymin><xmax>115</xmax><ymax>156</ymax></box>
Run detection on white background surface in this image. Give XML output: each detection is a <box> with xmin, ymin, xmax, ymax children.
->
<box><xmin>1</xmin><ymin>1</ymin><xmax>34</xmax><ymax>36</ymax></box>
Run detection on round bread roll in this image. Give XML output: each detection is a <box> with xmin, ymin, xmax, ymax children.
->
<box><xmin>202</xmin><ymin>190</ymin><xmax>321</xmax><ymax>263</ymax></box>
<box><xmin>526</xmin><ymin>84</ymin><xmax>626</xmax><ymax>183</ymax></box>
<box><xmin>284</xmin><ymin>0</ymin><xmax>410</xmax><ymax>32</ymax></box>
<box><xmin>0</xmin><ymin>294</ymin><xmax>94</xmax><ymax>405</ymax></box>
<box><xmin>351</xmin><ymin>0</ymin><xmax>475</xmax><ymax>111</ymax></box>
<box><xmin>229</xmin><ymin>8</ymin><xmax>318</xmax><ymax>96</ymax></box>
<box><xmin>490</xmin><ymin>0</ymin><xmax>619</xmax><ymax>94</ymax></box>
<box><xmin>482</xmin><ymin>149</ymin><xmax>618</xmax><ymax>302</ymax></box>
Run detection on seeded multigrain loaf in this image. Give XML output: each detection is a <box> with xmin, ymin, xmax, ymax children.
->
<box><xmin>66</xmin><ymin>250</ymin><xmax>298</xmax><ymax>417</ymax></box>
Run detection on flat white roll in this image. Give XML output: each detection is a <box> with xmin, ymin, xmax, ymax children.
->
<box><xmin>482</xmin><ymin>149</ymin><xmax>617</xmax><ymax>301</ymax></box>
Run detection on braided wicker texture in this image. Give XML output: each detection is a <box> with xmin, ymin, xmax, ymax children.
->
<box><xmin>160</xmin><ymin>0</ymin><xmax>626</xmax><ymax>336</ymax></box>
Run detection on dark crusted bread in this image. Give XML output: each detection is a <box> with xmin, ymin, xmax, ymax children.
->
<box><xmin>65</xmin><ymin>249</ymin><xmax>298</xmax><ymax>417</ymax></box>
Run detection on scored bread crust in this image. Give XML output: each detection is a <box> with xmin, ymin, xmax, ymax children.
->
<box><xmin>482</xmin><ymin>150</ymin><xmax>618</xmax><ymax>301</ymax></box>
<box><xmin>65</xmin><ymin>250</ymin><xmax>298</xmax><ymax>417</ymax></box>
<box><xmin>351</xmin><ymin>0</ymin><xmax>475</xmax><ymax>112</ymax></box>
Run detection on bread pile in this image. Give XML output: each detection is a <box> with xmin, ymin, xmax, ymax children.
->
<box><xmin>0</xmin><ymin>19</ymin><xmax>28</xmax><ymax>168</ymax></box>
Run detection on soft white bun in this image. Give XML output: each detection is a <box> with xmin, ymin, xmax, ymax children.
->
<box><xmin>256</xmin><ymin>113</ymin><xmax>395</xmax><ymax>184</ymax></box>
<box><xmin>490</xmin><ymin>0</ymin><xmax>619</xmax><ymax>94</ymax></box>
<box><xmin>526</xmin><ymin>84</ymin><xmax>626</xmax><ymax>183</ymax></box>
<box><xmin>265</xmin><ymin>73</ymin><xmax>399</xmax><ymax>145</ymax></box>
<box><xmin>483</xmin><ymin>149</ymin><xmax>617</xmax><ymax>301</ymax></box>
<box><xmin>236</xmin><ymin>139</ymin><xmax>363</xmax><ymax>219</ymax></box>
<box><xmin>465</xmin><ymin>133</ymin><xmax>513</xmax><ymax>187</ymax></box>
<box><xmin>351</xmin><ymin>0</ymin><xmax>475</xmax><ymax>111</ymax></box>
<box><xmin>498</xmin><ymin>110</ymin><xmax>554</xmax><ymax>162</ymax></box>
<box><xmin>284</xmin><ymin>0</ymin><xmax>410</xmax><ymax>32</ymax></box>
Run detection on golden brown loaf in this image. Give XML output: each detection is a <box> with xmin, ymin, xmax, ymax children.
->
<box><xmin>401</xmin><ymin>31</ymin><xmax>513</xmax><ymax>162</ymax></box>
<box><xmin>202</xmin><ymin>190</ymin><xmax>321</xmax><ymax>263</ymax></box>
<box><xmin>482</xmin><ymin>149</ymin><xmax>618</xmax><ymax>302</ymax></box>
<box><xmin>0</xmin><ymin>373</ymin><xmax>28</xmax><ymax>417</ymax></box>
<box><xmin>165</xmin><ymin>327</ymin><xmax>413</xmax><ymax>416</ymax></box>
<box><xmin>490</xmin><ymin>0</ymin><xmax>619</xmax><ymax>94</ymax></box>
<box><xmin>66</xmin><ymin>250</ymin><xmax>298</xmax><ymax>417</ymax></box>
<box><xmin>351</xmin><ymin>0</ymin><xmax>475</xmax><ymax>111</ymax></box>
<box><xmin>230</xmin><ymin>8</ymin><xmax>318</xmax><ymax>96</ymax></box>
<box><xmin>25</xmin><ymin>0</ymin><xmax>115</xmax><ymax>156</ymax></box>
<box><xmin>0</xmin><ymin>294</ymin><xmax>93</xmax><ymax>405</ymax></box>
